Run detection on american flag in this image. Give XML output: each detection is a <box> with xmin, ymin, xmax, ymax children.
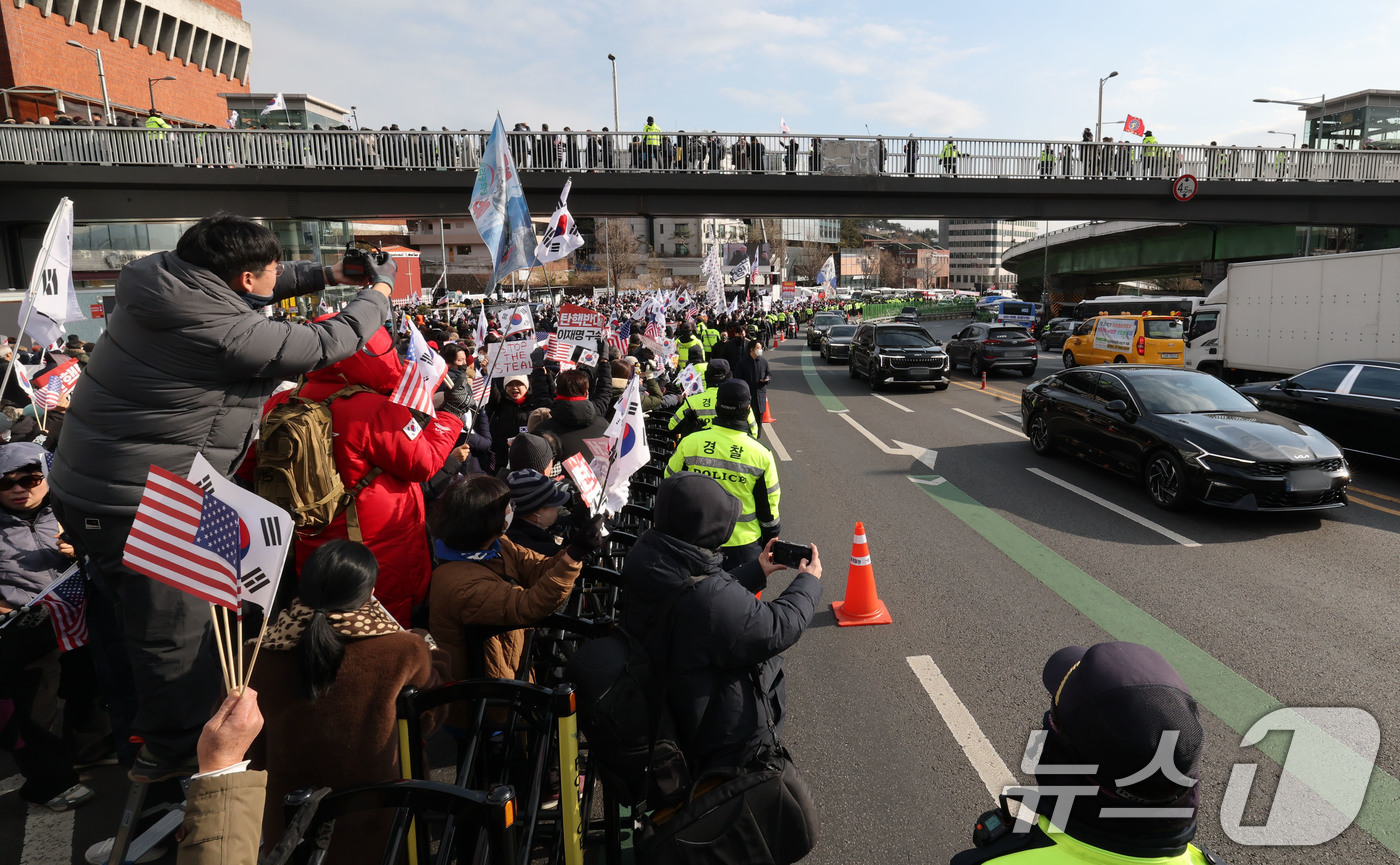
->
<box><xmin>469</xmin><ymin>374</ymin><xmax>488</xmax><ymax>405</ymax></box>
<box><xmin>390</xmin><ymin>319</ymin><xmax>448</xmax><ymax>416</ymax></box>
<box><xmin>36</xmin><ymin>565</ymin><xmax>87</xmax><ymax>652</ymax></box>
<box><xmin>607</xmin><ymin>321</ymin><xmax>630</xmax><ymax>354</ymax></box>
<box><xmin>684</xmin><ymin>306</ymin><xmax>698</xmax><ymax>324</ymax></box>
<box><xmin>545</xmin><ymin>334</ymin><xmax>574</xmax><ymax>363</ymax></box>
<box><xmin>32</xmin><ymin>358</ymin><xmax>79</xmax><ymax>409</ymax></box>
<box><xmin>123</xmin><ymin>466</ymin><xmax>242</xmax><ymax>610</ymax></box>
<box><xmin>644</xmin><ymin>321</ymin><xmax>664</xmax><ymax>340</ymax></box>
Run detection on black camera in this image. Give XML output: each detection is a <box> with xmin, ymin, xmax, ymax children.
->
<box><xmin>341</xmin><ymin>241</ymin><xmax>388</xmax><ymax>283</ymax></box>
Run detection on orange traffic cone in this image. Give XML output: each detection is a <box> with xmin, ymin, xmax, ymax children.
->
<box><xmin>761</xmin><ymin>401</ymin><xmax>775</xmax><ymax>423</ymax></box>
<box><xmin>832</xmin><ymin>522</ymin><xmax>892</xmax><ymax>626</ymax></box>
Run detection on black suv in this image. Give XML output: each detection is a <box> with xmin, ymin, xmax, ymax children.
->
<box><xmin>848</xmin><ymin>323</ymin><xmax>950</xmax><ymax>391</ymax></box>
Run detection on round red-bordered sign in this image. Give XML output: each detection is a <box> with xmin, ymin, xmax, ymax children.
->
<box><xmin>1172</xmin><ymin>174</ymin><xmax>1198</xmax><ymax>202</ymax></box>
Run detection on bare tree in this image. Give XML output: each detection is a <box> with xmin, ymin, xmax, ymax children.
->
<box><xmin>789</xmin><ymin>245</ymin><xmax>830</xmax><ymax>283</ymax></box>
<box><xmin>1151</xmin><ymin>276</ymin><xmax>1203</xmax><ymax>294</ymax></box>
<box><xmin>599</xmin><ymin>219</ymin><xmax>642</xmax><ymax>290</ymax></box>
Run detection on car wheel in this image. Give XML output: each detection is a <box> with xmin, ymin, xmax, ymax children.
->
<box><xmin>1028</xmin><ymin>414</ymin><xmax>1056</xmax><ymax>456</ymax></box>
<box><xmin>849</xmin><ymin>359</ymin><xmax>859</xmax><ymax>379</ymax></box>
<box><xmin>976</xmin><ymin>355</ymin><xmax>991</xmax><ymax>377</ymax></box>
<box><xmin>1144</xmin><ymin>450</ymin><xmax>1190</xmax><ymax>511</ymax></box>
<box><xmin>1113</xmin><ymin>355</ymin><xmax>1127</xmax><ymax>364</ymax></box>
<box><xmin>1022</xmin><ymin>364</ymin><xmax>1037</xmax><ymax>377</ymax></box>
<box><xmin>869</xmin><ymin>370</ymin><xmax>882</xmax><ymax>391</ymax></box>
<box><xmin>1062</xmin><ymin>350</ymin><xmax>1076</xmax><ymax>368</ymax></box>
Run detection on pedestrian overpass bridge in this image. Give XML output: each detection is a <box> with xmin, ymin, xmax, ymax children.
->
<box><xmin>2</xmin><ymin>127</ymin><xmax>1399</xmax><ymax>224</ymax></box>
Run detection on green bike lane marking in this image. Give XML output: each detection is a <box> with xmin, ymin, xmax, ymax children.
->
<box><xmin>908</xmin><ymin>473</ymin><xmax>1400</xmax><ymax>857</ymax></box>
<box><xmin>798</xmin><ymin>343</ymin><xmax>849</xmax><ymax>413</ymax></box>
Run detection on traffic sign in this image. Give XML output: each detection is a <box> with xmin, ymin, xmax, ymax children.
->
<box><xmin>1172</xmin><ymin>174</ymin><xmax>1198</xmax><ymax>202</ymax></box>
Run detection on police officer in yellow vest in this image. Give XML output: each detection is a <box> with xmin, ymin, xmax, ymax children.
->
<box><xmin>1142</xmin><ymin>131</ymin><xmax>1163</xmax><ymax>179</ymax></box>
<box><xmin>666</xmin><ymin>379</ymin><xmax>779</xmax><ymax>569</ymax></box>
<box><xmin>667</xmin><ymin>358</ymin><xmax>757</xmax><ymax>437</ymax></box>
<box><xmin>674</xmin><ymin>324</ymin><xmax>704</xmax><ymax>373</ymax></box>
<box><xmin>643</xmin><ymin>116</ymin><xmax>662</xmax><ymax>169</ymax></box>
<box><xmin>699</xmin><ymin>317</ymin><xmax>722</xmax><ymax>358</ymax></box>
<box><xmin>940</xmin><ymin>140</ymin><xmax>960</xmax><ymax>176</ymax></box>
<box><xmin>950</xmin><ymin>642</ymin><xmax>1219</xmax><ymax>865</ymax></box>
<box><xmin>145</xmin><ymin>110</ymin><xmax>172</xmax><ymax>141</ymax></box>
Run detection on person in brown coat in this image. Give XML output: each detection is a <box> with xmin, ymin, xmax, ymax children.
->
<box><xmin>249</xmin><ymin>540</ymin><xmax>450</xmax><ymax>865</ymax></box>
<box><xmin>427</xmin><ymin>475</ymin><xmax>604</xmax><ymax>730</ymax></box>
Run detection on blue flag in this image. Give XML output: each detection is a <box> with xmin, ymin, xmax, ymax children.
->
<box><xmin>470</xmin><ymin>115</ymin><xmax>537</xmax><ymax>287</ymax></box>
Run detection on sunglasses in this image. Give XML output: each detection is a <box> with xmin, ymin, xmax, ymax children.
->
<box><xmin>0</xmin><ymin>473</ymin><xmax>45</xmax><ymax>492</ymax></box>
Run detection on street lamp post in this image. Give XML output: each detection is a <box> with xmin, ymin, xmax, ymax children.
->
<box><xmin>147</xmin><ymin>76</ymin><xmax>176</xmax><ymax>114</ymax></box>
<box><xmin>1096</xmin><ymin>70</ymin><xmax>1119</xmax><ymax>142</ymax></box>
<box><xmin>606</xmin><ymin>53</ymin><xmax>619</xmax><ymax>296</ymax></box>
<box><xmin>1253</xmin><ymin>95</ymin><xmax>1326</xmax><ymax>147</ymax></box>
<box><xmin>607</xmin><ymin>53</ymin><xmax>620</xmax><ymax>131</ymax></box>
<box><xmin>1266</xmin><ymin>130</ymin><xmax>1297</xmax><ymax>148</ymax></box>
<box><xmin>64</xmin><ymin>40</ymin><xmax>112</xmax><ymax>125</ymax></box>
<box><xmin>350</xmin><ymin>105</ymin><xmax>359</xmax><ymax>130</ymax></box>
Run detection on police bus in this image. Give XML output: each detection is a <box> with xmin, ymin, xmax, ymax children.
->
<box><xmin>974</xmin><ymin>296</ymin><xmax>1040</xmax><ymax>329</ymax></box>
<box><xmin>1071</xmin><ymin>294</ymin><xmax>1202</xmax><ymax>320</ymax></box>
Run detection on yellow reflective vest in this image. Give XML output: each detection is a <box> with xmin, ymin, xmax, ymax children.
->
<box><xmin>643</xmin><ymin>123</ymin><xmax>662</xmax><ymax>146</ymax></box>
<box><xmin>667</xmin><ymin>386</ymin><xmax>758</xmax><ymax>437</ymax></box>
<box><xmin>666</xmin><ymin>422</ymin><xmax>779</xmax><ymax>547</ymax></box>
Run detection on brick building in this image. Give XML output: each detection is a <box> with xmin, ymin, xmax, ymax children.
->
<box><xmin>1</xmin><ymin>0</ymin><xmax>252</xmax><ymax>126</ymax></box>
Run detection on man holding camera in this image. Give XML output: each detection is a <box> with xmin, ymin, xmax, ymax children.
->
<box><xmin>49</xmin><ymin>212</ymin><xmax>398</xmax><ymax>783</ymax></box>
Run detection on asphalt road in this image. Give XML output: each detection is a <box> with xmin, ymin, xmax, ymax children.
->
<box><xmin>5</xmin><ymin>318</ymin><xmax>1400</xmax><ymax>864</ymax></box>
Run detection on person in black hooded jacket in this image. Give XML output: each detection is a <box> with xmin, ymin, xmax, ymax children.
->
<box><xmin>620</xmin><ymin>472</ymin><xmax>822</xmax><ymax>772</ymax></box>
<box><xmin>532</xmin><ymin>368</ymin><xmax>613</xmax><ymax>465</ymax></box>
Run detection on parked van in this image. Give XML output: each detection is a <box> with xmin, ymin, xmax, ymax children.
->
<box><xmin>1062</xmin><ymin>315</ymin><xmax>1186</xmax><ymax>367</ymax></box>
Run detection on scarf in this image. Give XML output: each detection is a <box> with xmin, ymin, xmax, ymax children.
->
<box><xmin>434</xmin><ymin>537</ymin><xmax>502</xmax><ymax>562</ymax></box>
<box><xmin>261</xmin><ymin>596</ymin><xmax>401</xmax><ymax>650</ymax></box>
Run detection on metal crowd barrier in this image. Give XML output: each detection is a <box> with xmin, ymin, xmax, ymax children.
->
<box><xmin>3</xmin><ymin>126</ymin><xmax>1399</xmax><ymax>182</ymax></box>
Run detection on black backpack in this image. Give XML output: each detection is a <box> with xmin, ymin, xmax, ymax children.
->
<box><xmin>566</xmin><ymin>578</ymin><xmax>699</xmax><ymax>808</ymax></box>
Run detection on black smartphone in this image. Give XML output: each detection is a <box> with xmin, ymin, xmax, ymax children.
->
<box><xmin>768</xmin><ymin>540</ymin><xmax>813</xmax><ymax>568</ymax></box>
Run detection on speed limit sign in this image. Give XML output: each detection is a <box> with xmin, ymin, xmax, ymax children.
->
<box><xmin>1172</xmin><ymin>174</ymin><xmax>1199</xmax><ymax>202</ymax></box>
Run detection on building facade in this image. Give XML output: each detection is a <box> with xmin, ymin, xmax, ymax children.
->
<box><xmin>939</xmin><ymin>219</ymin><xmax>1040</xmax><ymax>290</ymax></box>
<box><xmin>2</xmin><ymin>0</ymin><xmax>252</xmax><ymax>125</ymax></box>
<box><xmin>224</xmin><ymin>92</ymin><xmax>348</xmax><ymax>130</ymax></box>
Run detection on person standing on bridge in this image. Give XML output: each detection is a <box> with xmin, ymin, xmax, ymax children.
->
<box><xmin>1039</xmin><ymin>144</ymin><xmax>1056</xmax><ymax>178</ymax></box>
<box><xmin>905</xmin><ymin>135</ymin><xmax>919</xmax><ymax>176</ymax></box>
<box><xmin>666</xmin><ymin>380</ymin><xmax>779</xmax><ymax>569</ymax></box>
<box><xmin>940</xmin><ymin>139</ymin><xmax>961</xmax><ymax>176</ymax></box>
<box><xmin>643</xmin><ymin>116</ymin><xmax>663</xmax><ymax>169</ymax></box>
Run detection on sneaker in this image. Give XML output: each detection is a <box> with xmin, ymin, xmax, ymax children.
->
<box><xmin>128</xmin><ymin>747</ymin><xmax>199</xmax><ymax>783</ymax></box>
<box><xmin>42</xmin><ymin>783</ymin><xmax>96</xmax><ymax>812</ymax></box>
<box><xmin>84</xmin><ymin>837</ymin><xmax>166</xmax><ymax>865</ymax></box>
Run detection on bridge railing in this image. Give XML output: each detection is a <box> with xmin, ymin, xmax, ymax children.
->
<box><xmin>2</xmin><ymin>127</ymin><xmax>1399</xmax><ymax>182</ymax></box>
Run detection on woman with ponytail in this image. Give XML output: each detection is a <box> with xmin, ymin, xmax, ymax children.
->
<box><xmin>248</xmin><ymin>540</ymin><xmax>450</xmax><ymax>863</ymax></box>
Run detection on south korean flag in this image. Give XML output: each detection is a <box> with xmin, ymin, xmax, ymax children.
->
<box><xmin>533</xmin><ymin>180</ymin><xmax>585</xmax><ymax>264</ymax></box>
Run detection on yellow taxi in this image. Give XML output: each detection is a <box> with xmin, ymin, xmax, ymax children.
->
<box><xmin>1061</xmin><ymin>315</ymin><xmax>1186</xmax><ymax>367</ymax></box>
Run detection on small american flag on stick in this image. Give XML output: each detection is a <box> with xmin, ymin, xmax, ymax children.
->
<box><xmin>123</xmin><ymin>466</ymin><xmax>242</xmax><ymax>610</ymax></box>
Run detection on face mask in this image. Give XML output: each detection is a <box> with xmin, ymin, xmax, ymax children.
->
<box><xmin>242</xmin><ymin>291</ymin><xmax>276</xmax><ymax>311</ymax></box>
<box><xmin>754</xmin><ymin>348</ymin><xmax>763</xmax><ymax>356</ymax></box>
<box><xmin>502</xmin><ymin>505</ymin><xmax>514</xmax><ymax>532</ymax></box>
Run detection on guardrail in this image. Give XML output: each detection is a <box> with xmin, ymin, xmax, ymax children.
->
<box><xmin>862</xmin><ymin>299</ymin><xmax>976</xmax><ymax>322</ymax></box>
<box><xmin>3</xmin><ymin>127</ymin><xmax>1399</xmax><ymax>182</ymax></box>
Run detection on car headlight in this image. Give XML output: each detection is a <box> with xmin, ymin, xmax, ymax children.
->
<box><xmin>1184</xmin><ymin>438</ymin><xmax>1256</xmax><ymax>470</ymax></box>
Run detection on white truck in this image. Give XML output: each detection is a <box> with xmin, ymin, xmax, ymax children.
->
<box><xmin>1184</xmin><ymin>248</ymin><xmax>1400</xmax><ymax>382</ymax></box>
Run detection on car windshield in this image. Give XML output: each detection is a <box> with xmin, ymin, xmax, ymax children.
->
<box><xmin>1145</xmin><ymin>318</ymin><xmax>1184</xmax><ymax>339</ymax></box>
<box><xmin>1129</xmin><ymin>371</ymin><xmax>1259</xmax><ymax>414</ymax></box>
<box><xmin>876</xmin><ymin>330</ymin><xmax>936</xmax><ymax>348</ymax></box>
<box><xmin>827</xmin><ymin>326</ymin><xmax>858</xmax><ymax>337</ymax></box>
<box><xmin>813</xmin><ymin>315</ymin><xmax>843</xmax><ymax>326</ymax></box>
<box><xmin>989</xmin><ymin>328</ymin><xmax>1031</xmax><ymax>341</ymax></box>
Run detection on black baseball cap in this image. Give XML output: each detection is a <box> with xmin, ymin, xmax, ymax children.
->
<box><xmin>1043</xmin><ymin>642</ymin><xmax>1202</xmax><ymax>803</ymax></box>
<box><xmin>716</xmin><ymin>379</ymin><xmax>751</xmax><ymax>413</ymax></box>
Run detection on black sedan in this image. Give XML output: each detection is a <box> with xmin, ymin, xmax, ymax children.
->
<box><xmin>806</xmin><ymin>312</ymin><xmax>846</xmax><ymax>348</ymax></box>
<box><xmin>1021</xmin><ymin>366</ymin><xmax>1349</xmax><ymax>511</ymax></box>
<box><xmin>1039</xmin><ymin>317</ymin><xmax>1076</xmax><ymax>350</ymax></box>
<box><xmin>820</xmin><ymin>324</ymin><xmax>858</xmax><ymax>363</ymax></box>
<box><xmin>1236</xmin><ymin>361</ymin><xmax>1400</xmax><ymax>461</ymax></box>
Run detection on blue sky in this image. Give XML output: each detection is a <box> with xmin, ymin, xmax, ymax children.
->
<box><xmin>248</xmin><ymin>1</ymin><xmax>1395</xmax><ymax>147</ymax></box>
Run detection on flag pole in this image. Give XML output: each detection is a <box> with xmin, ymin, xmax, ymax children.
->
<box><xmin>244</xmin><ymin>612</ymin><xmax>271</xmax><ymax>688</ymax></box>
<box><xmin>209</xmin><ymin>604</ymin><xmax>232</xmax><ymax>693</ymax></box>
<box><xmin>0</xmin><ymin>562</ymin><xmax>80</xmax><ymax>631</ymax></box>
<box><xmin>0</xmin><ymin>198</ymin><xmax>68</xmax><ymax>404</ymax></box>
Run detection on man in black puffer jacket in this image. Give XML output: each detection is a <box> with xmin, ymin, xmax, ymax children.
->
<box><xmin>621</xmin><ymin>472</ymin><xmax>822</xmax><ymax>772</ymax></box>
<box><xmin>49</xmin><ymin>213</ymin><xmax>396</xmax><ymax>783</ymax></box>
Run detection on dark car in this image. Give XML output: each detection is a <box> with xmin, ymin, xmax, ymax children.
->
<box><xmin>946</xmin><ymin>323</ymin><xmax>1039</xmax><ymax>376</ymax></box>
<box><xmin>1021</xmin><ymin>366</ymin><xmax>1349</xmax><ymax>511</ymax></box>
<box><xmin>1236</xmin><ymin>360</ymin><xmax>1400</xmax><ymax>461</ymax></box>
<box><xmin>820</xmin><ymin>324</ymin><xmax>859</xmax><ymax>363</ymax></box>
<box><xmin>806</xmin><ymin>312</ymin><xmax>846</xmax><ymax>348</ymax></box>
<box><xmin>848</xmin><ymin>322</ymin><xmax>950</xmax><ymax>391</ymax></box>
<box><xmin>894</xmin><ymin>306</ymin><xmax>921</xmax><ymax>324</ymax></box>
<box><xmin>1039</xmin><ymin>317</ymin><xmax>1076</xmax><ymax>351</ymax></box>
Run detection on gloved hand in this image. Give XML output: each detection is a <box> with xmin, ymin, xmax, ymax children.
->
<box><xmin>660</xmin><ymin>394</ymin><xmax>680</xmax><ymax>409</ymax></box>
<box><xmin>442</xmin><ymin>375</ymin><xmax>473</xmax><ymax>415</ymax></box>
<box><xmin>366</xmin><ymin>252</ymin><xmax>397</xmax><ymax>289</ymax></box>
<box><xmin>565</xmin><ymin>509</ymin><xmax>606</xmax><ymax>560</ymax></box>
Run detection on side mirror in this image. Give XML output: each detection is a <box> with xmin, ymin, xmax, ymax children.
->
<box><xmin>1278</xmin><ymin>379</ymin><xmax>1295</xmax><ymax>391</ymax></box>
<box><xmin>1104</xmin><ymin>399</ymin><xmax>1128</xmax><ymax>413</ymax></box>
<box><xmin>1245</xmin><ymin>395</ymin><xmax>1260</xmax><ymax>406</ymax></box>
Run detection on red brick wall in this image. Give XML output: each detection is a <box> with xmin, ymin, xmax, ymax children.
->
<box><xmin>0</xmin><ymin>2</ymin><xmax>249</xmax><ymax>126</ymax></box>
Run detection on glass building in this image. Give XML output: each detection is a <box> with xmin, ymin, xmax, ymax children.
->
<box><xmin>1304</xmin><ymin>90</ymin><xmax>1400</xmax><ymax>150</ymax></box>
<box><xmin>221</xmin><ymin>93</ymin><xmax>351</xmax><ymax>130</ymax></box>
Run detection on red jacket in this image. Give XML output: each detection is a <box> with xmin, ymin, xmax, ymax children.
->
<box><xmin>259</xmin><ymin>328</ymin><xmax>462</xmax><ymax>625</ymax></box>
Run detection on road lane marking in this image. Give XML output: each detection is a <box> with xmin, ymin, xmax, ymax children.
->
<box><xmin>907</xmin><ymin>655</ymin><xmax>1018</xmax><ymax>806</ymax></box>
<box><xmin>21</xmin><ymin>805</ymin><xmax>72</xmax><ymax>865</ymax></box>
<box><xmin>799</xmin><ymin>347</ymin><xmax>849</xmax><ymax>412</ymax></box>
<box><xmin>999</xmin><ymin>411</ymin><xmax>1022</xmax><ymax>422</ymax></box>
<box><xmin>765</xmin><ymin>423</ymin><xmax>792</xmax><ymax>461</ymax></box>
<box><xmin>1347</xmin><ymin>493</ymin><xmax>1400</xmax><ymax>517</ymax></box>
<box><xmin>892</xmin><ymin>441</ymin><xmax>939</xmax><ymax>472</ymax></box>
<box><xmin>905</xmin><ymin>473</ymin><xmax>1400</xmax><ymax>856</ymax></box>
<box><xmin>909</xmin><ymin>477</ymin><xmax>946</xmax><ymax>486</ymax></box>
<box><xmin>951</xmin><ymin>407</ymin><xmax>1028</xmax><ymax>439</ymax></box>
<box><xmin>872</xmin><ymin>393</ymin><xmax>915</xmax><ymax>413</ymax></box>
<box><xmin>838</xmin><ymin>413</ymin><xmax>909</xmax><ymax>455</ymax></box>
<box><xmin>1026</xmin><ymin>467</ymin><xmax>1202</xmax><ymax>547</ymax></box>
<box><xmin>951</xmin><ymin>379</ymin><xmax>1022</xmax><ymax>401</ymax></box>
<box><xmin>1350</xmin><ymin>485</ymin><xmax>1400</xmax><ymax>504</ymax></box>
